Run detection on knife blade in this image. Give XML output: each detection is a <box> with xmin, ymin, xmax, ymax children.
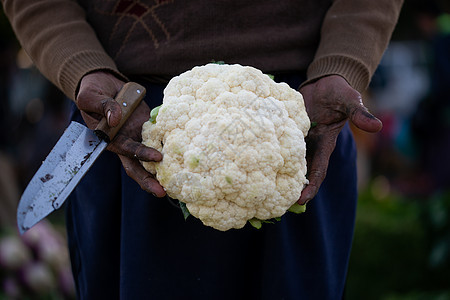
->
<box><xmin>17</xmin><ymin>82</ymin><xmax>146</xmax><ymax>234</ymax></box>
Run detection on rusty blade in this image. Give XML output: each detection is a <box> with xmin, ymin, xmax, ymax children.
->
<box><xmin>17</xmin><ymin>121</ymin><xmax>107</xmax><ymax>234</ymax></box>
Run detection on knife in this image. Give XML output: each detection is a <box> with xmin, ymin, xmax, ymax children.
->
<box><xmin>17</xmin><ymin>82</ymin><xmax>146</xmax><ymax>234</ymax></box>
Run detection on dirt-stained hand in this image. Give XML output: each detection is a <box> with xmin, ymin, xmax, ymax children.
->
<box><xmin>298</xmin><ymin>75</ymin><xmax>382</xmax><ymax>204</ymax></box>
<box><xmin>76</xmin><ymin>71</ymin><xmax>166</xmax><ymax>197</ymax></box>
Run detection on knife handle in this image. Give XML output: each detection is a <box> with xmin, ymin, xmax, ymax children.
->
<box><xmin>94</xmin><ymin>82</ymin><xmax>146</xmax><ymax>142</ymax></box>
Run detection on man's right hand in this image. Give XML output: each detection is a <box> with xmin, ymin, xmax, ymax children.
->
<box><xmin>76</xmin><ymin>71</ymin><xmax>166</xmax><ymax>197</ymax></box>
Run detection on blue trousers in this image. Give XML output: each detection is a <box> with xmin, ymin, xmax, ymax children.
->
<box><xmin>66</xmin><ymin>74</ymin><xmax>357</xmax><ymax>299</ymax></box>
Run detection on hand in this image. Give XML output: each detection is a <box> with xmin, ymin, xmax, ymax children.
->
<box><xmin>76</xmin><ymin>71</ymin><xmax>166</xmax><ymax>197</ymax></box>
<box><xmin>298</xmin><ymin>75</ymin><xmax>382</xmax><ymax>204</ymax></box>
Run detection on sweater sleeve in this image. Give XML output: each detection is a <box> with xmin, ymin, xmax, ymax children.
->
<box><xmin>1</xmin><ymin>0</ymin><xmax>125</xmax><ymax>100</ymax></box>
<box><xmin>304</xmin><ymin>0</ymin><xmax>403</xmax><ymax>93</ymax></box>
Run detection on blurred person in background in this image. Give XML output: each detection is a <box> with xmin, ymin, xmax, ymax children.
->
<box><xmin>1</xmin><ymin>1</ymin><xmax>402</xmax><ymax>299</ymax></box>
<box><xmin>411</xmin><ymin>0</ymin><xmax>450</xmax><ymax>193</ymax></box>
<box><xmin>0</xmin><ymin>18</ymin><xmax>19</xmax><ymax>228</ymax></box>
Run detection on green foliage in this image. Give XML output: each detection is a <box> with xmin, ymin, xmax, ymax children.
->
<box><xmin>383</xmin><ymin>290</ymin><xmax>450</xmax><ymax>300</ymax></box>
<box><xmin>437</xmin><ymin>14</ymin><xmax>450</xmax><ymax>34</ymax></box>
<box><xmin>346</xmin><ymin>182</ymin><xmax>450</xmax><ymax>299</ymax></box>
<box><xmin>421</xmin><ymin>191</ymin><xmax>450</xmax><ymax>272</ymax></box>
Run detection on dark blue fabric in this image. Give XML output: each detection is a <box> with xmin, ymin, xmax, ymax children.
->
<box><xmin>66</xmin><ymin>75</ymin><xmax>357</xmax><ymax>300</ymax></box>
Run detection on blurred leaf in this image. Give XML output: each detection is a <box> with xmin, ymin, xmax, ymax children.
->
<box><xmin>346</xmin><ymin>181</ymin><xmax>431</xmax><ymax>299</ymax></box>
<box><xmin>437</xmin><ymin>13</ymin><xmax>450</xmax><ymax>34</ymax></box>
<box><xmin>429</xmin><ymin>238</ymin><xmax>450</xmax><ymax>268</ymax></box>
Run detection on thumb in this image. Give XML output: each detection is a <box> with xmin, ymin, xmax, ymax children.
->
<box><xmin>77</xmin><ymin>96</ymin><xmax>123</xmax><ymax>127</ymax></box>
<box><xmin>76</xmin><ymin>71</ymin><xmax>125</xmax><ymax>127</ymax></box>
<box><xmin>348</xmin><ymin>102</ymin><xmax>383</xmax><ymax>133</ymax></box>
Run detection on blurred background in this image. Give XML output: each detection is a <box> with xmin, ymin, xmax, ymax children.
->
<box><xmin>0</xmin><ymin>3</ymin><xmax>75</xmax><ymax>299</ymax></box>
<box><xmin>1</xmin><ymin>0</ymin><xmax>450</xmax><ymax>299</ymax></box>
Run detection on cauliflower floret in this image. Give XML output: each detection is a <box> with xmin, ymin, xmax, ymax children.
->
<box><xmin>142</xmin><ymin>63</ymin><xmax>310</xmax><ymax>231</ymax></box>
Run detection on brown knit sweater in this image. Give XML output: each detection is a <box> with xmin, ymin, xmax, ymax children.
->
<box><xmin>2</xmin><ymin>0</ymin><xmax>403</xmax><ymax>100</ymax></box>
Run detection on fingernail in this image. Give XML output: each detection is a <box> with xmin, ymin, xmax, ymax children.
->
<box><xmin>107</xmin><ymin>110</ymin><xmax>112</xmax><ymax>125</ymax></box>
<box><xmin>361</xmin><ymin>110</ymin><xmax>376</xmax><ymax>120</ymax></box>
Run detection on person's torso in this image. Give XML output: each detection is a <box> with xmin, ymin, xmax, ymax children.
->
<box><xmin>78</xmin><ymin>0</ymin><xmax>331</xmax><ymax>77</ymax></box>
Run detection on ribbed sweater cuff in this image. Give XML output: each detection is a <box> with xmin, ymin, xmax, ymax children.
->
<box><xmin>302</xmin><ymin>55</ymin><xmax>370</xmax><ymax>93</ymax></box>
<box><xmin>58</xmin><ymin>51</ymin><xmax>128</xmax><ymax>100</ymax></box>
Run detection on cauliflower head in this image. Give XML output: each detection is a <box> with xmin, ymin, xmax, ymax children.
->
<box><xmin>141</xmin><ymin>63</ymin><xmax>310</xmax><ymax>231</ymax></box>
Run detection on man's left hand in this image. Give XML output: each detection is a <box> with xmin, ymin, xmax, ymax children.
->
<box><xmin>298</xmin><ymin>75</ymin><xmax>382</xmax><ymax>204</ymax></box>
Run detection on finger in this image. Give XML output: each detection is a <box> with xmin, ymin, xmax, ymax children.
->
<box><xmin>108</xmin><ymin>134</ymin><xmax>163</xmax><ymax>162</ymax></box>
<box><xmin>77</xmin><ymin>96</ymin><xmax>123</xmax><ymax>127</ymax></box>
<box><xmin>348</xmin><ymin>103</ymin><xmax>383</xmax><ymax>133</ymax></box>
<box><xmin>298</xmin><ymin>134</ymin><xmax>337</xmax><ymax>204</ymax></box>
<box><xmin>80</xmin><ymin>111</ymin><xmax>103</xmax><ymax>129</ymax></box>
<box><xmin>298</xmin><ymin>159</ymin><xmax>329</xmax><ymax>205</ymax></box>
<box><xmin>119</xmin><ymin>155</ymin><xmax>166</xmax><ymax>197</ymax></box>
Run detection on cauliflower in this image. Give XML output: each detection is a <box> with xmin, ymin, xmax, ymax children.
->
<box><xmin>141</xmin><ymin>63</ymin><xmax>310</xmax><ymax>231</ymax></box>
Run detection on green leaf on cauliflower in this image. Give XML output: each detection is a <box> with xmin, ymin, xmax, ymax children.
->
<box><xmin>248</xmin><ymin>203</ymin><xmax>306</xmax><ymax>229</ymax></box>
<box><xmin>248</xmin><ymin>217</ymin><xmax>281</xmax><ymax>229</ymax></box>
<box><xmin>248</xmin><ymin>218</ymin><xmax>262</xmax><ymax>229</ymax></box>
<box><xmin>266</xmin><ymin>74</ymin><xmax>275</xmax><ymax>80</ymax></box>
<box><xmin>288</xmin><ymin>203</ymin><xmax>307</xmax><ymax>214</ymax></box>
<box><xmin>179</xmin><ymin>201</ymin><xmax>191</xmax><ymax>220</ymax></box>
<box><xmin>149</xmin><ymin>105</ymin><xmax>162</xmax><ymax>123</ymax></box>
